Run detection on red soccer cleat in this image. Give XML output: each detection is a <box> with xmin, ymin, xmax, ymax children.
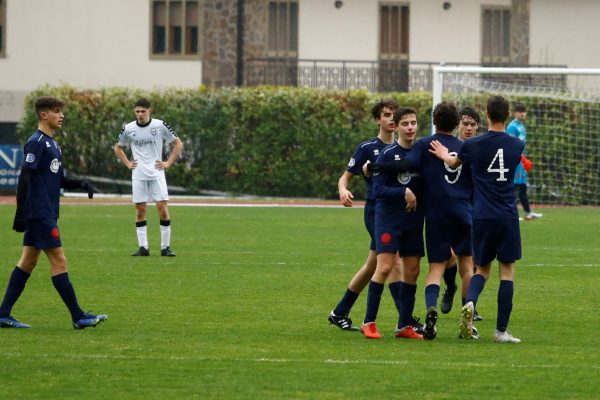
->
<box><xmin>360</xmin><ymin>322</ymin><xmax>382</xmax><ymax>339</ymax></box>
<box><xmin>395</xmin><ymin>325</ymin><xmax>424</xmax><ymax>340</ymax></box>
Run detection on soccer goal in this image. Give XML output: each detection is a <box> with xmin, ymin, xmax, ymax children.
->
<box><xmin>432</xmin><ymin>66</ymin><xmax>600</xmax><ymax>206</ymax></box>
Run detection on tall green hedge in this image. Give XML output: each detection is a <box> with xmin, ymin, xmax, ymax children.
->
<box><xmin>18</xmin><ymin>85</ymin><xmax>432</xmax><ymax>199</ymax></box>
<box><xmin>19</xmin><ymin>85</ymin><xmax>599</xmax><ymax>204</ymax></box>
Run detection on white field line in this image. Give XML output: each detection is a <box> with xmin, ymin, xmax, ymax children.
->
<box><xmin>168</xmin><ymin>202</ymin><xmax>344</xmax><ymax>208</ymax></box>
<box><xmin>3</xmin><ymin>352</ymin><xmax>598</xmax><ymax>369</ymax></box>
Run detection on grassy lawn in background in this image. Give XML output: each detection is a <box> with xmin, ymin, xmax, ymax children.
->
<box><xmin>0</xmin><ymin>204</ymin><xmax>598</xmax><ymax>399</ymax></box>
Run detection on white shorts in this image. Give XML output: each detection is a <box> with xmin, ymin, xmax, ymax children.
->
<box><xmin>132</xmin><ymin>177</ymin><xmax>169</xmax><ymax>203</ymax></box>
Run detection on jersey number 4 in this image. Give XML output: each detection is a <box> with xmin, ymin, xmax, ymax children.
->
<box><xmin>487</xmin><ymin>148</ymin><xmax>509</xmax><ymax>181</ymax></box>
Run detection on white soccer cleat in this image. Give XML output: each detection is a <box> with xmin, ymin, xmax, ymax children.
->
<box><xmin>459</xmin><ymin>301</ymin><xmax>474</xmax><ymax>339</ymax></box>
<box><xmin>494</xmin><ymin>330</ymin><xmax>521</xmax><ymax>343</ymax></box>
<box><xmin>525</xmin><ymin>212</ymin><xmax>543</xmax><ymax>220</ymax></box>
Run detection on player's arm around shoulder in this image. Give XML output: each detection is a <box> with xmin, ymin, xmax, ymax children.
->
<box><xmin>429</xmin><ymin>140</ymin><xmax>462</xmax><ymax>168</ymax></box>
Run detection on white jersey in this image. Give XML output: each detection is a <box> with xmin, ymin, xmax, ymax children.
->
<box><xmin>117</xmin><ymin>118</ymin><xmax>178</xmax><ymax>180</ymax></box>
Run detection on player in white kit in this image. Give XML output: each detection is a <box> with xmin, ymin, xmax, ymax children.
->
<box><xmin>114</xmin><ymin>98</ymin><xmax>183</xmax><ymax>257</ymax></box>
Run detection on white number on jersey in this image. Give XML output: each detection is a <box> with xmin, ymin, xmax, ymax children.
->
<box><xmin>487</xmin><ymin>148</ymin><xmax>509</xmax><ymax>181</ymax></box>
<box><xmin>444</xmin><ymin>151</ymin><xmax>462</xmax><ymax>184</ymax></box>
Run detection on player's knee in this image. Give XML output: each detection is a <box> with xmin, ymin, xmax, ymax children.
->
<box><xmin>376</xmin><ymin>263</ymin><xmax>393</xmax><ymax>276</ymax></box>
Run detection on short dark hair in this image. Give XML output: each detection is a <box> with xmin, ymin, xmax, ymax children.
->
<box><xmin>459</xmin><ymin>106</ymin><xmax>480</xmax><ymax>124</ymax></box>
<box><xmin>35</xmin><ymin>96</ymin><xmax>65</xmax><ymax>119</ymax></box>
<box><xmin>393</xmin><ymin>106</ymin><xmax>417</xmax><ymax>124</ymax></box>
<box><xmin>432</xmin><ymin>102</ymin><xmax>460</xmax><ymax>132</ymax></box>
<box><xmin>513</xmin><ymin>102</ymin><xmax>526</xmax><ymax>113</ymax></box>
<box><xmin>371</xmin><ymin>98</ymin><xmax>400</xmax><ymax>120</ymax></box>
<box><xmin>134</xmin><ymin>98</ymin><xmax>152</xmax><ymax>109</ymax></box>
<box><xmin>487</xmin><ymin>96</ymin><xmax>510</xmax><ymax>124</ymax></box>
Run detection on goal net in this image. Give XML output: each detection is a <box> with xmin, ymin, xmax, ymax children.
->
<box><xmin>432</xmin><ymin>66</ymin><xmax>600</xmax><ymax>206</ymax></box>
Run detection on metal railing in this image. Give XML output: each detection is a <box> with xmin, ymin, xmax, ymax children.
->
<box><xmin>245</xmin><ymin>58</ymin><xmax>566</xmax><ymax>92</ymax></box>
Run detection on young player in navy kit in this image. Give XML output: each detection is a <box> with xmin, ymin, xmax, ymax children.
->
<box><xmin>114</xmin><ymin>98</ymin><xmax>183</xmax><ymax>257</ymax></box>
<box><xmin>429</xmin><ymin>95</ymin><xmax>524</xmax><ymax>343</ymax></box>
<box><xmin>360</xmin><ymin>107</ymin><xmax>424</xmax><ymax>340</ymax></box>
<box><xmin>0</xmin><ymin>96</ymin><xmax>107</xmax><ymax>330</ymax></box>
<box><xmin>440</xmin><ymin>107</ymin><xmax>482</xmax><ymax>323</ymax></box>
<box><xmin>366</xmin><ymin>102</ymin><xmax>474</xmax><ymax>340</ymax></box>
<box><xmin>328</xmin><ymin>99</ymin><xmax>400</xmax><ymax>331</ymax></box>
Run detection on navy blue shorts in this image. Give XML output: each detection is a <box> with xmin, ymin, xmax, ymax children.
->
<box><xmin>23</xmin><ymin>218</ymin><xmax>62</xmax><ymax>249</ymax></box>
<box><xmin>425</xmin><ymin>221</ymin><xmax>473</xmax><ymax>263</ymax></box>
<box><xmin>375</xmin><ymin>219</ymin><xmax>424</xmax><ymax>256</ymax></box>
<box><xmin>364</xmin><ymin>200</ymin><xmax>376</xmax><ymax>251</ymax></box>
<box><xmin>473</xmin><ymin>219</ymin><xmax>522</xmax><ymax>266</ymax></box>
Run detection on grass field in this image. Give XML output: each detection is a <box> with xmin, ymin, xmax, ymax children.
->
<box><xmin>0</xmin><ymin>203</ymin><xmax>598</xmax><ymax>399</ymax></box>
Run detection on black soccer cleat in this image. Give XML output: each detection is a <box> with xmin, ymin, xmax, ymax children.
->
<box><xmin>473</xmin><ymin>309</ymin><xmax>483</xmax><ymax>321</ymax></box>
<box><xmin>131</xmin><ymin>247</ymin><xmax>150</xmax><ymax>256</ymax></box>
<box><xmin>410</xmin><ymin>316</ymin><xmax>425</xmax><ymax>335</ymax></box>
<box><xmin>423</xmin><ymin>307</ymin><xmax>438</xmax><ymax>340</ymax></box>
<box><xmin>328</xmin><ymin>311</ymin><xmax>360</xmax><ymax>331</ymax></box>
<box><xmin>160</xmin><ymin>247</ymin><xmax>176</xmax><ymax>257</ymax></box>
<box><xmin>440</xmin><ymin>283</ymin><xmax>457</xmax><ymax>314</ymax></box>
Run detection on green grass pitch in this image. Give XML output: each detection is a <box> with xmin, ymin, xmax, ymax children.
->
<box><xmin>0</xmin><ymin>204</ymin><xmax>598</xmax><ymax>399</ymax></box>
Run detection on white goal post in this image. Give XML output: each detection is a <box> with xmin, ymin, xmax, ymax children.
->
<box><xmin>431</xmin><ymin>66</ymin><xmax>600</xmax><ymax>206</ymax></box>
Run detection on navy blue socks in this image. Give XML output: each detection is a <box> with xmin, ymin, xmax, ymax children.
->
<box><xmin>443</xmin><ymin>264</ymin><xmax>457</xmax><ymax>288</ymax></box>
<box><xmin>364</xmin><ymin>281</ymin><xmax>384</xmax><ymax>323</ymax></box>
<box><xmin>52</xmin><ymin>272</ymin><xmax>84</xmax><ymax>321</ymax></box>
<box><xmin>496</xmin><ymin>280</ymin><xmax>514</xmax><ymax>332</ymax></box>
<box><xmin>466</xmin><ymin>274</ymin><xmax>486</xmax><ymax>304</ymax></box>
<box><xmin>425</xmin><ymin>284</ymin><xmax>440</xmax><ymax>310</ymax></box>
<box><xmin>333</xmin><ymin>288</ymin><xmax>359</xmax><ymax>317</ymax></box>
<box><xmin>0</xmin><ymin>267</ymin><xmax>30</xmax><ymax>317</ymax></box>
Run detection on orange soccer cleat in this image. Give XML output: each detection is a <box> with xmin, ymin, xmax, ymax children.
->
<box><xmin>360</xmin><ymin>322</ymin><xmax>382</xmax><ymax>339</ymax></box>
<box><xmin>394</xmin><ymin>325</ymin><xmax>424</xmax><ymax>340</ymax></box>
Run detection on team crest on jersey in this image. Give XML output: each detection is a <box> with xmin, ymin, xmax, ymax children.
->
<box><xmin>50</xmin><ymin>158</ymin><xmax>61</xmax><ymax>173</ymax></box>
<box><xmin>25</xmin><ymin>153</ymin><xmax>35</xmax><ymax>163</ymax></box>
<box><xmin>348</xmin><ymin>158</ymin><xmax>356</xmax><ymax>167</ymax></box>
<box><xmin>151</xmin><ymin>127</ymin><xmax>158</xmax><ymax>136</ymax></box>
<box><xmin>374</xmin><ymin>149</ymin><xmax>379</xmax><ymax>156</ymax></box>
<box><xmin>397</xmin><ymin>171</ymin><xmax>412</xmax><ymax>185</ymax></box>
<box><xmin>45</xmin><ymin>141</ymin><xmax>51</xmax><ymax>148</ymax></box>
<box><xmin>394</xmin><ymin>154</ymin><xmax>401</xmax><ymax>160</ymax></box>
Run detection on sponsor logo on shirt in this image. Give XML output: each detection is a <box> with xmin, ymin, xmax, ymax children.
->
<box><xmin>50</xmin><ymin>158</ymin><xmax>61</xmax><ymax>173</ymax></box>
<box><xmin>133</xmin><ymin>139</ymin><xmax>157</xmax><ymax>147</ymax></box>
<box><xmin>25</xmin><ymin>153</ymin><xmax>35</xmax><ymax>163</ymax></box>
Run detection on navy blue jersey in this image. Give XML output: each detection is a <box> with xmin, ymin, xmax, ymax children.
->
<box><xmin>373</xmin><ymin>141</ymin><xmax>424</xmax><ymax>230</ymax></box>
<box><xmin>405</xmin><ymin>133</ymin><xmax>472</xmax><ymax>224</ymax></box>
<box><xmin>346</xmin><ymin>137</ymin><xmax>389</xmax><ymax>200</ymax></box>
<box><xmin>21</xmin><ymin>130</ymin><xmax>63</xmax><ymax>219</ymax></box>
<box><xmin>458</xmin><ymin>131</ymin><xmax>525</xmax><ymax>219</ymax></box>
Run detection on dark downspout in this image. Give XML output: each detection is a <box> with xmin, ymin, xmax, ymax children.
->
<box><xmin>236</xmin><ymin>0</ymin><xmax>245</xmax><ymax>86</ymax></box>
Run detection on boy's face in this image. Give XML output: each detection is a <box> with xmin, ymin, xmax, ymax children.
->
<box><xmin>458</xmin><ymin>115</ymin><xmax>478</xmax><ymax>140</ymax></box>
<box><xmin>514</xmin><ymin>110</ymin><xmax>526</xmax><ymax>122</ymax></box>
<box><xmin>41</xmin><ymin>107</ymin><xmax>64</xmax><ymax>129</ymax></box>
<box><xmin>135</xmin><ymin>106</ymin><xmax>152</xmax><ymax>124</ymax></box>
<box><xmin>396</xmin><ymin>113</ymin><xmax>417</xmax><ymax>142</ymax></box>
<box><xmin>376</xmin><ymin>106</ymin><xmax>397</xmax><ymax>133</ymax></box>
